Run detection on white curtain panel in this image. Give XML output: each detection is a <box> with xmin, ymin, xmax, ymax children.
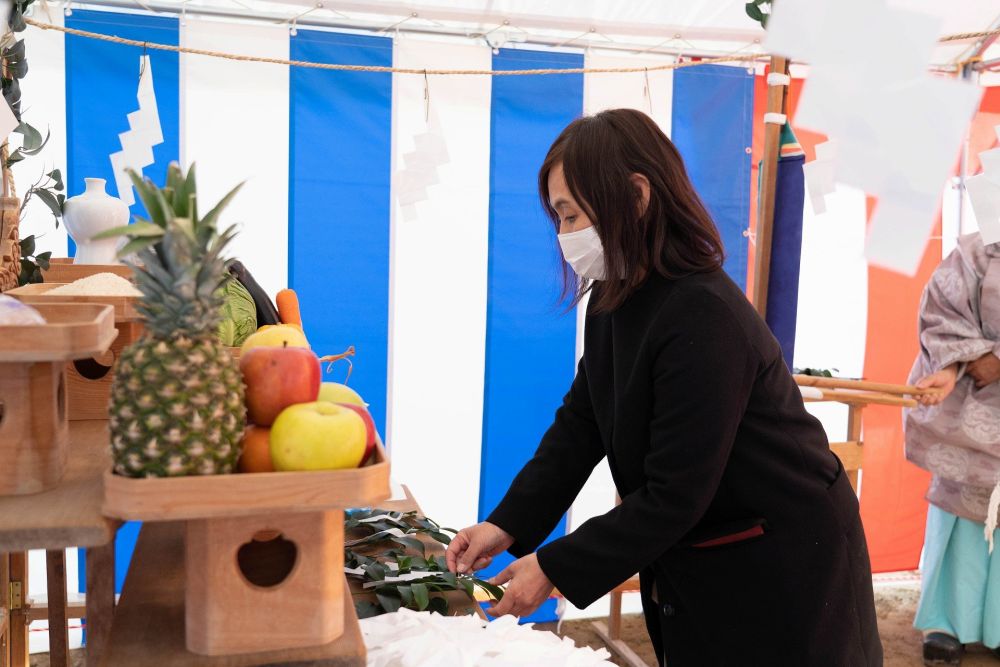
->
<box><xmin>17</xmin><ymin>4</ymin><xmax>68</xmax><ymax>257</ymax></box>
<box><xmin>386</xmin><ymin>35</ymin><xmax>491</xmax><ymax>530</ymax></box>
<box><xmin>180</xmin><ymin>18</ymin><xmax>290</xmax><ymax>301</ymax></box>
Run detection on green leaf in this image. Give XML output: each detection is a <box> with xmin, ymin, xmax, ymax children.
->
<box><xmin>393</xmin><ymin>536</ymin><xmax>426</xmax><ymax>556</ymax></box>
<box><xmin>411</xmin><ymin>583</ymin><xmax>429</xmax><ymax>611</ymax></box>
<box><xmin>117</xmin><ymin>237</ymin><xmax>161</xmax><ymax>259</ymax></box>
<box><xmin>429</xmin><ymin>531</ymin><xmax>452</xmax><ymax>545</ymax></box>
<box><xmin>428</xmin><ymin>597</ymin><xmax>449</xmax><ymax>615</ymax></box>
<box><xmin>199</xmin><ymin>181</ymin><xmax>245</xmax><ymax>230</ymax></box>
<box><xmin>354</xmin><ymin>601</ymin><xmax>382</xmax><ymax>619</ymax></box>
<box><xmin>16</xmin><ymin>121</ymin><xmax>41</xmax><ymax>151</ymax></box>
<box><xmin>375</xmin><ymin>589</ymin><xmax>402</xmax><ymax>613</ymax></box>
<box><xmin>6</xmin><ymin>149</ymin><xmax>24</xmax><ymax>168</ymax></box>
<box><xmin>397</xmin><ymin>584</ymin><xmax>413</xmax><ymax>608</ymax></box>
<box><xmin>166</xmin><ymin>163</ymin><xmax>184</xmax><ymax>199</ymax></box>
<box><xmin>459</xmin><ymin>578</ymin><xmax>475</xmax><ymax>598</ymax></box>
<box><xmin>21</xmin><ymin>129</ymin><xmax>50</xmax><ymax>157</ymax></box>
<box><xmin>745</xmin><ymin>2</ymin><xmax>764</xmax><ymax>21</ymax></box>
<box><xmin>47</xmin><ymin>169</ymin><xmax>64</xmax><ymax>191</ymax></box>
<box><xmin>31</xmin><ymin>188</ymin><xmax>64</xmax><ymax>222</ymax></box>
<box><xmin>35</xmin><ymin>251</ymin><xmax>51</xmax><ymax>270</ymax></box>
<box><xmin>94</xmin><ymin>221</ymin><xmax>164</xmax><ymax>240</ymax></box>
<box><xmin>396</xmin><ymin>556</ymin><xmax>412</xmax><ymax>574</ymax></box>
<box><xmin>366</xmin><ymin>562</ymin><xmax>387</xmax><ymax>582</ymax></box>
<box><xmin>18</xmin><ymin>234</ymin><xmax>34</xmax><ymax>256</ymax></box>
<box><xmin>472</xmin><ymin>579</ymin><xmax>505</xmax><ymax>602</ymax></box>
<box><xmin>437</xmin><ymin>571</ymin><xmax>458</xmax><ymax>588</ymax></box>
<box><xmin>127</xmin><ymin>170</ymin><xmax>170</xmax><ymax>227</ymax></box>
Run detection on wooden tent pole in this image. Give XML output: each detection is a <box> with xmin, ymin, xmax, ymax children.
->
<box><xmin>751</xmin><ymin>56</ymin><xmax>790</xmax><ymax>318</ymax></box>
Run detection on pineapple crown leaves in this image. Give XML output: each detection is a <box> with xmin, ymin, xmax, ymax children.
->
<box><xmin>94</xmin><ymin>163</ymin><xmax>245</xmax><ymax>338</ymax></box>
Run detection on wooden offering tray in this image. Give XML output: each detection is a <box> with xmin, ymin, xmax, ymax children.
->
<box><xmin>9</xmin><ymin>284</ymin><xmax>145</xmax><ymax>419</ymax></box>
<box><xmin>41</xmin><ymin>258</ymin><xmax>132</xmax><ymax>283</ymax></box>
<box><xmin>7</xmin><ymin>282</ymin><xmax>140</xmax><ymax>321</ymax></box>
<box><xmin>103</xmin><ymin>443</ymin><xmax>390</xmax><ymax>521</ymax></box>
<box><xmin>0</xmin><ymin>304</ymin><xmax>116</xmax><ymax>496</ymax></box>
<box><xmin>0</xmin><ymin>303</ymin><xmax>116</xmax><ymax>362</ymax></box>
<box><xmin>102</xmin><ymin>443</ymin><xmax>390</xmax><ymax>658</ymax></box>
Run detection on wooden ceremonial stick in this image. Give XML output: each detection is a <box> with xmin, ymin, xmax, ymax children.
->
<box><xmin>793</xmin><ymin>374</ymin><xmax>935</xmax><ymax>396</ymax></box>
<box><xmin>802</xmin><ymin>388</ymin><xmax>918</xmax><ymax>408</ymax></box>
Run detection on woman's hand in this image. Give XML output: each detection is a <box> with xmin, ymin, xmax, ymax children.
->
<box><xmin>485</xmin><ymin>553</ymin><xmax>555</xmax><ymax>618</ymax></box>
<box><xmin>446</xmin><ymin>522</ymin><xmax>514</xmax><ymax>575</ymax></box>
<box><xmin>915</xmin><ymin>364</ymin><xmax>958</xmax><ymax>405</ymax></box>
<box><xmin>967</xmin><ymin>353</ymin><xmax>1000</xmax><ymax>388</ymax></box>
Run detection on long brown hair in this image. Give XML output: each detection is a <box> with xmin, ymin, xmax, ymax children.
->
<box><xmin>539</xmin><ymin>108</ymin><xmax>725</xmax><ymax>313</ymax></box>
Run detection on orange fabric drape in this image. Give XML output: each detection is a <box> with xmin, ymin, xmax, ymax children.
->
<box><xmin>860</xmin><ymin>87</ymin><xmax>1000</xmax><ymax>572</ymax></box>
<box><xmin>748</xmin><ymin>77</ymin><xmax>1000</xmax><ymax>572</ymax></box>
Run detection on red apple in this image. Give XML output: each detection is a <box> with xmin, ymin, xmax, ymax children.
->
<box><xmin>240</xmin><ymin>346</ymin><xmax>321</xmax><ymax>426</ymax></box>
<box><xmin>337</xmin><ymin>403</ymin><xmax>376</xmax><ymax>464</ymax></box>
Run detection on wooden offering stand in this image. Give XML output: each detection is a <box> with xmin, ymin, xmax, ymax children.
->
<box><xmin>0</xmin><ymin>303</ymin><xmax>115</xmax><ymax>495</ymax></box>
<box><xmin>103</xmin><ymin>443</ymin><xmax>390</xmax><ymax>660</ymax></box>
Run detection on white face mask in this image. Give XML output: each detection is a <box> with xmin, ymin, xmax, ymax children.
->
<box><xmin>558</xmin><ymin>226</ymin><xmax>606</xmax><ymax>281</ymax></box>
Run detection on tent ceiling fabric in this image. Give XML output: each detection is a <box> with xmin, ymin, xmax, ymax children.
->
<box><xmin>81</xmin><ymin>0</ymin><xmax>998</xmax><ymax>67</ymax></box>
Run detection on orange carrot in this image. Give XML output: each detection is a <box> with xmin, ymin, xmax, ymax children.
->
<box><xmin>276</xmin><ymin>289</ymin><xmax>303</xmax><ymax>328</ymax></box>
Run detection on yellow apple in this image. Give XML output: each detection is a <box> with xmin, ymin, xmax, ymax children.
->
<box><xmin>317</xmin><ymin>382</ymin><xmax>366</xmax><ymax>407</ymax></box>
<box><xmin>241</xmin><ymin>324</ymin><xmax>310</xmax><ymax>353</ymax></box>
<box><xmin>269</xmin><ymin>402</ymin><xmax>366</xmax><ymax>471</ymax></box>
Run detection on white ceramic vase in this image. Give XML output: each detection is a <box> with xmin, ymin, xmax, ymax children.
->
<box><xmin>63</xmin><ymin>178</ymin><xmax>130</xmax><ymax>265</ymax></box>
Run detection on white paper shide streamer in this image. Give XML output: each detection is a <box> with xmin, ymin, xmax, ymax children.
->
<box><xmin>986</xmin><ymin>478</ymin><xmax>1000</xmax><ymax>554</ymax></box>
<box><xmin>766</xmin><ymin>0</ymin><xmax>984</xmax><ymax>275</ymax></box>
<box><xmin>361</xmin><ymin>608</ymin><xmax>615</xmax><ymax>667</ymax></box>
<box><xmin>803</xmin><ymin>140</ymin><xmax>837</xmax><ymax>215</ymax></box>
<box><xmin>109</xmin><ymin>55</ymin><xmax>163</xmax><ymax>207</ymax></box>
<box><xmin>396</xmin><ymin>110</ymin><xmax>450</xmax><ymax>222</ymax></box>
<box><xmin>968</xmin><ymin>124</ymin><xmax>1000</xmax><ymax>245</ymax></box>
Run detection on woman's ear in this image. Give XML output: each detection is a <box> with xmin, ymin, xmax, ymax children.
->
<box><xmin>630</xmin><ymin>173</ymin><xmax>651</xmax><ymax>216</ymax></box>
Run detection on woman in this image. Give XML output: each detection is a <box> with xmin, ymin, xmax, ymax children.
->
<box><xmin>905</xmin><ymin>232</ymin><xmax>1000</xmax><ymax>665</ymax></box>
<box><xmin>445</xmin><ymin>108</ymin><xmax>881</xmax><ymax>666</ymax></box>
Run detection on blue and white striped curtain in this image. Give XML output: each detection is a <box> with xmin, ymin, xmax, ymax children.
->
<box><xmin>20</xmin><ymin>8</ymin><xmax>753</xmax><ymax>631</ymax></box>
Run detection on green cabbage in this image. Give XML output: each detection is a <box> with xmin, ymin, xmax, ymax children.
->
<box><xmin>217</xmin><ymin>278</ymin><xmax>257</xmax><ymax>346</ymax></box>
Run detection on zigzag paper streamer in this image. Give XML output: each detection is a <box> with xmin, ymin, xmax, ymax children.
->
<box><xmin>396</xmin><ymin>112</ymin><xmax>450</xmax><ymax>221</ymax></box>
<box><xmin>109</xmin><ymin>55</ymin><xmax>164</xmax><ymax>207</ymax></box>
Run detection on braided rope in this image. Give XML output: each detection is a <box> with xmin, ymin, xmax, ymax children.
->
<box><xmin>26</xmin><ymin>18</ymin><xmax>1000</xmax><ymax>76</ymax></box>
<box><xmin>26</xmin><ymin>18</ymin><xmax>999</xmax><ymax>76</ymax></box>
<box><xmin>25</xmin><ymin>17</ymin><xmax>762</xmax><ymax>74</ymax></box>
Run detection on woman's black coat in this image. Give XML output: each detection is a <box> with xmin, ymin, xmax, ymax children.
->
<box><xmin>487</xmin><ymin>270</ymin><xmax>882</xmax><ymax>666</ymax></box>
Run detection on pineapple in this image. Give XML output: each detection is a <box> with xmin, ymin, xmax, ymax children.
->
<box><xmin>105</xmin><ymin>164</ymin><xmax>246</xmax><ymax>477</ymax></box>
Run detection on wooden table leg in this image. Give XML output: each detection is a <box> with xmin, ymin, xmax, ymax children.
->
<box><xmin>85</xmin><ymin>541</ymin><xmax>115</xmax><ymax>667</ymax></box>
<box><xmin>1</xmin><ymin>553</ymin><xmax>9</xmax><ymax>667</ymax></box>
<box><xmin>45</xmin><ymin>551</ymin><xmax>69</xmax><ymax>667</ymax></box>
<box><xmin>846</xmin><ymin>405</ymin><xmax>864</xmax><ymax>492</ymax></box>
<box><xmin>8</xmin><ymin>553</ymin><xmax>26</xmax><ymax>667</ymax></box>
<box><xmin>608</xmin><ymin>590</ymin><xmax>623</xmax><ymax>640</ymax></box>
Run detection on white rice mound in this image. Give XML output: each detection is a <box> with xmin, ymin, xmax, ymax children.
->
<box><xmin>48</xmin><ymin>273</ymin><xmax>141</xmax><ymax>297</ymax></box>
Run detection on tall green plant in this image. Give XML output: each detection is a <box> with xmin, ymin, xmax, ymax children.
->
<box><xmin>3</xmin><ymin>0</ymin><xmax>66</xmax><ymax>285</ymax></box>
